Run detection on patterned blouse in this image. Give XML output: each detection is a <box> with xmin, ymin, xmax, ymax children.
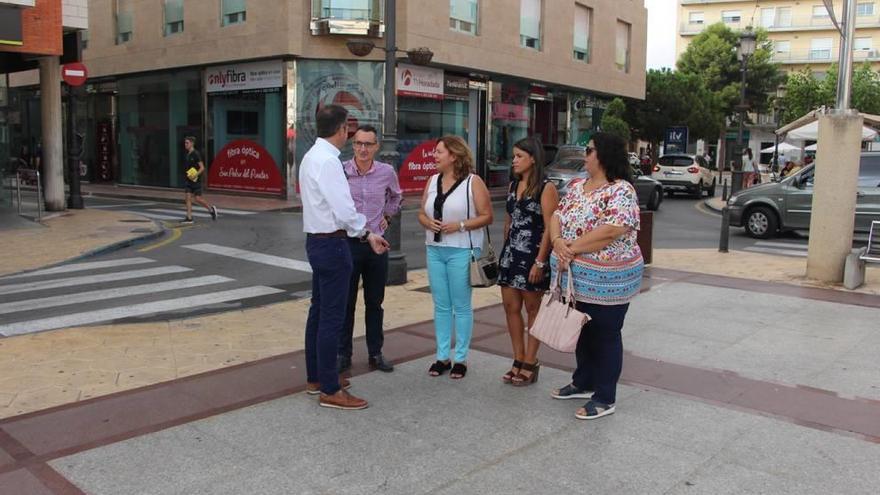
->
<box><xmin>550</xmin><ymin>178</ymin><xmax>643</xmax><ymax>305</ymax></box>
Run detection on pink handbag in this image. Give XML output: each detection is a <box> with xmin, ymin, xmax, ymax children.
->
<box><xmin>529</xmin><ymin>269</ymin><xmax>591</xmax><ymax>353</ymax></box>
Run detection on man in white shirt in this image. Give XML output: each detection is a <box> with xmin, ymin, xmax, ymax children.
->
<box><xmin>300</xmin><ymin>104</ymin><xmax>389</xmax><ymax>411</ymax></box>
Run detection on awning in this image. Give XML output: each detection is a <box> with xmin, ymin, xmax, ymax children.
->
<box><xmin>759</xmin><ymin>142</ymin><xmax>800</xmax><ymax>153</ymax></box>
<box><xmin>783</xmin><ymin>120</ymin><xmax>877</xmax><ymax>141</ymax></box>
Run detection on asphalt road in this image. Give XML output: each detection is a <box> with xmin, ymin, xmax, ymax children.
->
<box><xmin>0</xmin><ymin>192</ymin><xmax>799</xmax><ymax>336</ymax></box>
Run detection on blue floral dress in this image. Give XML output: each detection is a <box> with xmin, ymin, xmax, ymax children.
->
<box><xmin>498</xmin><ymin>179</ymin><xmax>551</xmax><ymax>292</ymax></box>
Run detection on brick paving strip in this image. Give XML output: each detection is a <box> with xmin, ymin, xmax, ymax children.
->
<box><xmin>1</xmin><ymin>269</ymin><xmax>879</xmax><ymax>492</ymax></box>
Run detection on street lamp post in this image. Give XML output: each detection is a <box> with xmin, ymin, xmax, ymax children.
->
<box><xmin>772</xmin><ymin>85</ymin><xmax>786</xmax><ymax>175</ymax></box>
<box><xmin>732</xmin><ymin>27</ymin><xmax>756</xmax><ymax>195</ymax></box>
<box><xmin>346</xmin><ymin>0</ymin><xmax>433</xmax><ymax>285</ymax></box>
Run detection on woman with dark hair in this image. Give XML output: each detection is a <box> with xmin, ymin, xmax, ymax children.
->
<box><xmin>547</xmin><ymin>132</ymin><xmax>643</xmax><ymax>420</ymax></box>
<box><xmin>498</xmin><ymin>137</ymin><xmax>559</xmax><ymax>386</ymax></box>
<box><xmin>418</xmin><ymin>136</ymin><xmax>493</xmax><ymax>379</ymax></box>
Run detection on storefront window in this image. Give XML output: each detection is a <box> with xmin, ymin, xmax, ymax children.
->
<box><xmin>568</xmin><ymin>93</ymin><xmax>606</xmax><ymax>146</ymax></box>
<box><xmin>205</xmin><ymin>60</ymin><xmax>285</xmax><ymax>196</ymax></box>
<box><xmin>295</xmin><ymin>60</ymin><xmax>384</xmax><ymax>166</ymax></box>
<box><xmin>117</xmin><ymin>70</ymin><xmax>202</xmax><ymax>187</ymax></box>
<box><xmin>487</xmin><ymin>80</ymin><xmax>530</xmax><ymax>187</ymax></box>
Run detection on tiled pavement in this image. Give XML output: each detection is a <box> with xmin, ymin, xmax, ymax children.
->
<box><xmin>2</xmin><ymin>204</ymin><xmax>880</xmax><ymax>493</ymax></box>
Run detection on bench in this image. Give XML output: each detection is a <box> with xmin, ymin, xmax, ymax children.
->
<box><xmin>844</xmin><ymin>220</ymin><xmax>880</xmax><ymax>289</ymax></box>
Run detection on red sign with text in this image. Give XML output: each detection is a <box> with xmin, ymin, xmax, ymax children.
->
<box><xmin>208</xmin><ymin>140</ymin><xmax>283</xmax><ymax>195</ymax></box>
<box><xmin>398</xmin><ymin>139</ymin><xmax>438</xmax><ymax>193</ymax></box>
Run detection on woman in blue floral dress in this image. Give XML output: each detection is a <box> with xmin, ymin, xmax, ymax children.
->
<box><xmin>498</xmin><ymin>137</ymin><xmax>559</xmax><ymax>386</ymax></box>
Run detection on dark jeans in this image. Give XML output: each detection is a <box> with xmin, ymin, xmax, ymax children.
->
<box><xmin>571</xmin><ymin>302</ymin><xmax>630</xmax><ymax>406</ymax></box>
<box><xmin>305</xmin><ymin>235</ymin><xmax>353</xmax><ymax>395</ymax></box>
<box><xmin>339</xmin><ymin>239</ymin><xmax>388</xmax><ymax>359</ymax></box>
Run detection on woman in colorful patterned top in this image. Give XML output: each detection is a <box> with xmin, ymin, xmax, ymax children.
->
<box><xmin>547</xmin><ymin>132</ymin><xmax>643</xmax><ymax>421</ymax></box>
<box><xmin>498</xmin><ymin>137</ymin><xmax>558</xmax><ymax>386</ymax></box>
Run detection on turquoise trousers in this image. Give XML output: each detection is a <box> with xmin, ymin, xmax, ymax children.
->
<box><xmin>426</xmin><ymin>245</ymin><xmax>479</xmax><ymax>363</ymax></box>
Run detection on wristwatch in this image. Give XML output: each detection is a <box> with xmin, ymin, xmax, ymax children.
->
<box><xmin>359</xmin><ymin>230</ymin><xmax>371</xmax><ymax>243</ymax></box>
<box><xmin>534</xmin><ymin>260</ymin><xmax>547</xmax><ymax>269</ymax></box>
<box><xmin>459</xmin><ymin>221</ymin><xmax>466</xmax><ymax>232</ymax></box>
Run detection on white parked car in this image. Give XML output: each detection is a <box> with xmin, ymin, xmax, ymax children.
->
<box><xmin>651</xmin><ymin>153</ymin><xmax>717</xmax><ymax>198</ymax></box>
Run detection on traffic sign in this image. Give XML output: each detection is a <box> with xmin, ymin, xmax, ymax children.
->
<box><xmin>62</xmin><ymin>62</ymin><xmax>88</xmax><ymax>87</ymax></box>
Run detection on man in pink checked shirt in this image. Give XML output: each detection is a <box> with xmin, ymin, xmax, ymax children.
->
<box><xmin>337</xmin><ymin>124</ymin><xmax>403</xmax><ymax>374</ymax></box>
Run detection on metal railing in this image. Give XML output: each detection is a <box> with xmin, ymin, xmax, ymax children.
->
<box><xmin>10</xmin><ymin>168</ymin><xmax>43</xmax><ymax>222</ymax></box>
<box><xmin>770</xmin><ymin>49</ymin><xmax>880</xmax><ymax>63</ymax></box>
<box><xmin>681</xmin><ymin>14</ymin><xmax>880</xmax><ymax>34</ymax></box>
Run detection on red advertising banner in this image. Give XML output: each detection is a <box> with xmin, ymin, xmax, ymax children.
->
<box><xmin>398</xmin><ymin>139</ymin><xmax>438</xmax><ymax>193</ymax></box>
<box><xmin>208</xmin><ymin>140</ymin><xmax>283</xmax><ymax>195</ymax></box>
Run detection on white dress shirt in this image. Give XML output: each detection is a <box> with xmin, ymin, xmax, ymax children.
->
<box><xmin>300</xmin><ymin>138</ymin><xmax>367</xmax><ymax>237</ymax></box>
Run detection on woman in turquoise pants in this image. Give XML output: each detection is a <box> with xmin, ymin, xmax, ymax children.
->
<box><xmin>418</xmin><ymin>135</ymin><xmax>493</xmax><ymax>379</ymax></box>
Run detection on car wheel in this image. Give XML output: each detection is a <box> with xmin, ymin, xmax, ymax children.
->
<box><xmin>692</xmin><ymin>181</ymin><xmax>703</xmax><ymax>199</ymax></box>
<box><xmin>745</xmin><ymin>206</ymin><xmax>778</xmax><ymax>239</ymax></box>
<box><xmin>708</xmin><ymin>178</ymin><xmax>716</xmax><ymax>197</ymax></box>
<box><xmin>647</xmin><ymin>188</ymin><xmax>662</xmax><ymax>211</ymax></box>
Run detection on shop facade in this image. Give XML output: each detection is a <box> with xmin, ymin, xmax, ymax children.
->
<box><xmin>7</xmin><ymin>57</ymin><xmax>612</xmax><ymax>198</ymax></box>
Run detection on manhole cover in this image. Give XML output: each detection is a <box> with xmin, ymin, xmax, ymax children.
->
<box><xmin>119</xmin><ymin>219</ymin><xmax>151</xmax><ymax>223</ymax></box>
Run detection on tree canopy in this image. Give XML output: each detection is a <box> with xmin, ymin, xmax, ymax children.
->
<box><xmin>600</xmin><ymin>97</ymin><xmax>631</xmax><ymax>143</ymax></box>
<box><xmin>629</xmin><ymin>69</ymin><xmax>723</xmax><ymax>147</ymax></box>
<box><xmin>780</xmin><ymin>63</ymin><xmax>880</xmax><ymax>124</ymax></box>
<box><xmin>677</xmin><ymin>23</ymin><xmax>784</xmax><ymax>119</ymax></box>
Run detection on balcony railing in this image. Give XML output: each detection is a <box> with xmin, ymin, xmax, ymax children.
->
<box><xmin>770</xmin><ymin>49</ymin><xmax>880</xmax><ymax>64</ymax></box>
<box><xmin>310</xmin><ymin>0</ymin><xmax>384</xmax><ymax>37</ymax></box>
<box><xmin>681</xmin><ymin>14</ymin><xmax>880</xmax><ymax>35</ymax></box>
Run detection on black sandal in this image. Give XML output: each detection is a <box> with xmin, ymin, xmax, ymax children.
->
<box><xmin>450</xmin><ymin>363</ymin><xmax>467</xmax><ymax>379</ymax></box>
<box><xmin>428</xmin><ymin>360</ymin><xmax>451</xmax><ymax>377</ymax></box>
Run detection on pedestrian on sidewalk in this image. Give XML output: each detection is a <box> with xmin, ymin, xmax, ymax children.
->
<box><xmin>418</xmin><ymin>136</ymin><xmax>493</xmax><ymax>380</ymax></box>
<box><xmin>182</xmin><ymin>136</ymin><xmax>218</xmax><ymax>224</ymax></box>
<box><xmin>548</xmin><ymin>132</ymin><xmax>644</xmax><ymax>420</ymax></box>
<box><xmin>300</xmin><ymin>104</ymin><xmax>389</xmax><ymax>411</ymax></box>
<box><xmin>337</xmin><ymin>124</ymin><xmax>402</xmax><ymax>374</ymax></box>
<box><xmin>498</xmin><ymin>137</ymin><xmax>558</xmax><ymax>387</ymax></box>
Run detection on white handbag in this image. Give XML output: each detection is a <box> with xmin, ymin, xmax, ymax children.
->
<box><xmin>529</xmin><ymin>269</ymin><xmax>591</xmax><ymax>353</ymax></box>
<box><xmin>466</xmin><ymin>176</ymin><xmax>498</xmax><ymax>288</ymax></box>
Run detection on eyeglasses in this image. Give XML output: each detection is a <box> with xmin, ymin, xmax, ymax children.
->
<box><xmin>353</xmin><ymin>141</ymin><xmax>377</xmax><ymax>149</ymax></box>
<box><xmin>584</xmin><ymin>146</ymin><xmax>594</xmax><ymax>156</ymax></box>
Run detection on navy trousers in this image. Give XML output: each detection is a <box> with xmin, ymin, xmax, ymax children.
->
<box><xmin>571</xmin><ymin>302</ymin><xmax>630</xmax><ymax>405</ymax></box>
<box><xmin>339</xmin><ymin>239</ymin><xmax>388</xmax><ymax>360</ymax></box>
<box><xmin>305</xmin><ymin>235</ymin><xmax>353</xmax><ymax>395</ymax></box>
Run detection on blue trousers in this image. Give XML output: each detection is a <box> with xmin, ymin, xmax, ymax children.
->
<box><xmin>305</xmin><ymin>236</ymin><xmax>352</xmax><ymax>395</ymax></box>
<box><xmin>572</xmin><ymin>302</ymin><xmax>630</xmax><ymax>405</ymax></box>
<box><xmin>426</xmin><ymin>245</ymin><xmax>478</xmax><ymax>363</ymax></box>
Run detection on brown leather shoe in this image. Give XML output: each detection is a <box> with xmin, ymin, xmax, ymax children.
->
<box><xmin>306</xmin><ymin>377</ymin><xmax>351</xmax><ymax>395</ymax></box>
<box><xmin>319</xmin><ymin>389</ymin><xmax>368</xmax><ymax>410</ymax></box>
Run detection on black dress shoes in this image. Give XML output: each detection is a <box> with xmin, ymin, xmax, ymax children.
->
<box><xmin>368</xmin><ymin>354</ymin><xmax>394</xmax><ymax>372</ymax></box>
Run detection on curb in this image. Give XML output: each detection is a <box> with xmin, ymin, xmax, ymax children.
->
<box><xmin>703</xmin><ymin>198</ymin><xmax>725</xmax><ymax>213</ymax></box>
<box><xmin>0</xmin><ymin>219</ymin><xmax>167</xmax><ymax>279</ymax></box>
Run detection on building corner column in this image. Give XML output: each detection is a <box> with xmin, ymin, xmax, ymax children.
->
<box><xmin>40</xmin><ymin>56</ymin><xmax>65</xmax><ymax>211</ymax></box>
<box><xmin>805</xmin><ymin>111</ymin><xmax>862</xmax><ymax>283</ymax></box>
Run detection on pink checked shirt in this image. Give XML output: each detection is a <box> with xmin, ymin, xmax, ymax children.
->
<box><xmin>343</xmin><ymin>159</ymin><xmax>403</xmax><ymax>236</ymax></box>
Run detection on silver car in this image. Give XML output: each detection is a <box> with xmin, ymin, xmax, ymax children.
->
<box><xmin>728</xmin><ymin>152</ymin><xmax>880</xmax><ymax>238</ymax></box>
<box><xmin>545</xmin><ymin>145</ymin><xmax>664</xmax><ymax>211</ymax></box>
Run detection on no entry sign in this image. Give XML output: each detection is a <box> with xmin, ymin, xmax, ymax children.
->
<box><xmin>62</xmin><ymin>62</ymin><xmax>88</xmax><ymax>87</ymax></box>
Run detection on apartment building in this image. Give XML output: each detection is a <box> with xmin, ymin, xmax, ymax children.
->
<box><xmin>3</xmin><ymin>0</ymin><xmax>646</xmax><ymax>197</ymax></box>
<box><xmin>679</xmin><ymin>0</ymin><xmax>880</xmax><ymax>76</ymax></box>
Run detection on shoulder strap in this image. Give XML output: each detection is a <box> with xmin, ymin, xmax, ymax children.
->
<box><xmin>466</xmin><ymin>175</ymin><xmax>491</xmax><ymax>251</ymax></box>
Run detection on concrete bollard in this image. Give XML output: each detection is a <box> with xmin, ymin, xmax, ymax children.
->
<box><xmin>843</xmin><ymin>247</ymin><xmax>867</xmax><ymax>290</ymax></box>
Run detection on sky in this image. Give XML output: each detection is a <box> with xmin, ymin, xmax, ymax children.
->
<box><xmin>645</xmin><ymin>0</ymin><xmax>678</xmax><ymax>70</ymax></box>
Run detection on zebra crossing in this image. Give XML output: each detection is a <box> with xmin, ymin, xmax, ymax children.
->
<box><xmin>742</xmin><ymin>240</ymin><xmax>809</xmax><ymax>257</ymax></box>
<box><xmin>123</xmin><ymin>207</ymin><xmax>258</xmax><ymax>222</ymax></box>
<box><xmin>0</xmin><ymin>256</ymin><xmax>286</xmax><ymax>337</ymax></box>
